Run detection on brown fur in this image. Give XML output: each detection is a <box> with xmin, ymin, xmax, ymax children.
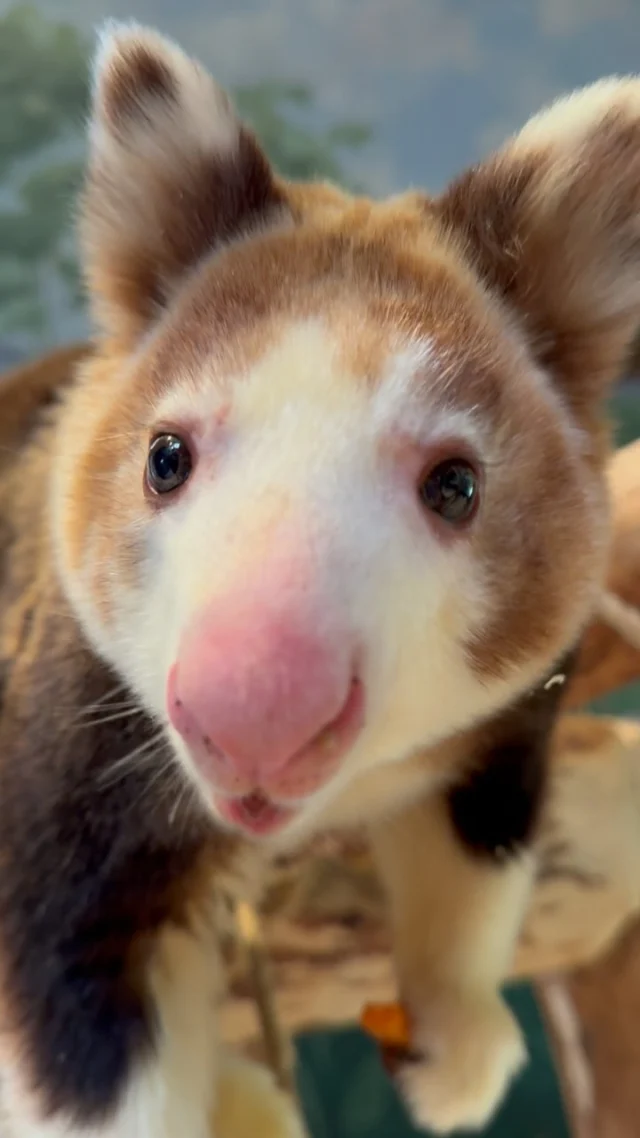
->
<box><xmin>3</xmin><ymin>27</ymin><xmax>640</xmax><ymax>1137</ymax></box>
<box><xmin>0</xmin><ymin>353</ymin><xmax>247</xmax><ymax>1129</ymax></box>
<box><xmin>68</xmin><ymin>201</ymin><xmax>606</xmax><ymax>676</ymax></box>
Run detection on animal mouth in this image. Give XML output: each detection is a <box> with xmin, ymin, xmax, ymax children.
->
<box><xmin>215</xmin><ymin>789</ymin><xmax>297</xmax><ymax>836</ymax></box>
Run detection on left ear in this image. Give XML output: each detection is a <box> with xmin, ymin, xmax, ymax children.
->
<box><xmin>437</xmin><ymin>80</ymin><xmax>640</xmax><ymax>424</ymax></box>
<box><xmin>80</xmin><ymin>22</ymin><xmax>287</xmax><ymax>343</ymax></box>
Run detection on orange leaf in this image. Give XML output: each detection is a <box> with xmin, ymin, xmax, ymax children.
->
<box><xmin>360</xmin><ymin>1002</ymin><xmax>411</xmax><ymax>1051</ymax></box>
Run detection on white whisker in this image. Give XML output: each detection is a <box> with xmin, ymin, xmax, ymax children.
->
<box><xmin>77</xmin><ymin>682</ymin><xmax>129</xmax><ymax>715</ymax></box>
<box><xmin>96</xmin><ymin>730</ymin><xmax>166</xmax><ymax>788</ymax></box>
<box><xmin>76</xmin><ymin>706</ymin><xmax>145</xmax><ymax>730</ymax></box>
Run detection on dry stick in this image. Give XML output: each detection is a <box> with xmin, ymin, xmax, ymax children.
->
<box><xmin>598</xmin><ymin>589</ymin><xmax>640</xmax><ymax>655</ymax></box>
<box><xmin>537</xmin><ymin>977</ymin><xmax>596</xmax><ymax>1138</ymax></box>
<box><xmin>234</xmin><ymin>900</ymin><xmax>297</xmax><ymax>1095</ymax></box>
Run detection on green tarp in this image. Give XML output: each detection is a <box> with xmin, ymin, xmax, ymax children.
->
<box><xmin>296</xmin><ymin>985</ymin><xmax>570</xmax><ymax>1138</ymax></box>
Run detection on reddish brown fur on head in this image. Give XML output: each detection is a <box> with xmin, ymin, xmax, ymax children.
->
<box><xmin>52</xmin><ymin>25</ymin><xmax>640</xmax><ymax>839</ymax></box>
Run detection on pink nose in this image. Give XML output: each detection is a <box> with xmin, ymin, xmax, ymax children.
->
<box><xmin>167</xmin><ymin>599</ymin><xmax>363</xmax><ymax>799</ymax></box>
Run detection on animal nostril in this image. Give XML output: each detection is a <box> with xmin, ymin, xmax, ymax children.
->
<box><xmin>308</xmin><ymin>677</ymin><xmax>361</xmax><ymax>754</ymax></box>
<box><xmin>314</xmin><ymin>725</ymin><xmax>338</xmax><ymax>753</ymax></box>
<box><xmin>201</xmin><ymin>735</ymin><xmax>230</xmax><ymax>766</ymax></box>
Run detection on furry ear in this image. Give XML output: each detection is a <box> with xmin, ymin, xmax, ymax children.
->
<box><xmin>80</xmin><ymin>23</ymin><xmax>287</xmax><ymax>342</ymax></box>
<box><xmin>437</xmin><ymin>80</ymin><xmax>640</xmax><ymax>423</ymax></box>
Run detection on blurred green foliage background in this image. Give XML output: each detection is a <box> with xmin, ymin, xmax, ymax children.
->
<box><xmin>0</xmin><ymin>4</ymin><xmax>371</xmax><ymax>352</ymax></box>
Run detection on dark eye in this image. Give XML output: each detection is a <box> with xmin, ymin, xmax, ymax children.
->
<box><xmin>147</xmin><ymin>434</ymin><xmax>192</xmax><ymax>494</ymax></box>
<box><xmin>419</xmin><ymin>459</ymin><xmax>479</xmax><ymax>523</ymax></box>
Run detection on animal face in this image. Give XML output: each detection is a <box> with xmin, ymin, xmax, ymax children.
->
<box><xmin>52</xmin><ymin>24</ymin><xmax>640</xmax><ymax>840</ymax></box>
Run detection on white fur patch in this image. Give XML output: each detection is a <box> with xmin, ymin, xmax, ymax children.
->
<box><xmin>370</xmin><ymin>336</ymin><xmax>488</xmax><ymax>455</ymax></box>
<box><xmin>513</xmin><ymin>75</ymin><xmax>640</xmax><ymax>155</ymax></box>
<box><xmin>213</xmin><ymin>1055</ymin><xmax>308</xmax><ymax>1138</ymax></box>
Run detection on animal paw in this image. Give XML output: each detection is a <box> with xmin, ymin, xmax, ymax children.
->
<box><xmin>396</xmin><ymin>992</ymin><xmax>527</xmax><ymax>1134</ymax></box>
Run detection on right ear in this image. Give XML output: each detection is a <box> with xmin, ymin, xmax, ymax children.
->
<box><xmin>80</xmin><ymin>23</ymin><xmax>288</xmax><ymax>343</ymax></box>
<box><xmin>435</xmin><ymin>80</ymin><xmax>640</xmax><ymax>427</ymax></box>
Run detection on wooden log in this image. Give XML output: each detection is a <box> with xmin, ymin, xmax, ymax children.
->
<box><xmin>537</xmin><ymin>916</ymin><xmax>640</xmax><ymax>1138</ymax></box>
<box><xmin>564</xmin><ymin>439</ymin><xmax>640</xmax><ymax>709</ymax></box>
